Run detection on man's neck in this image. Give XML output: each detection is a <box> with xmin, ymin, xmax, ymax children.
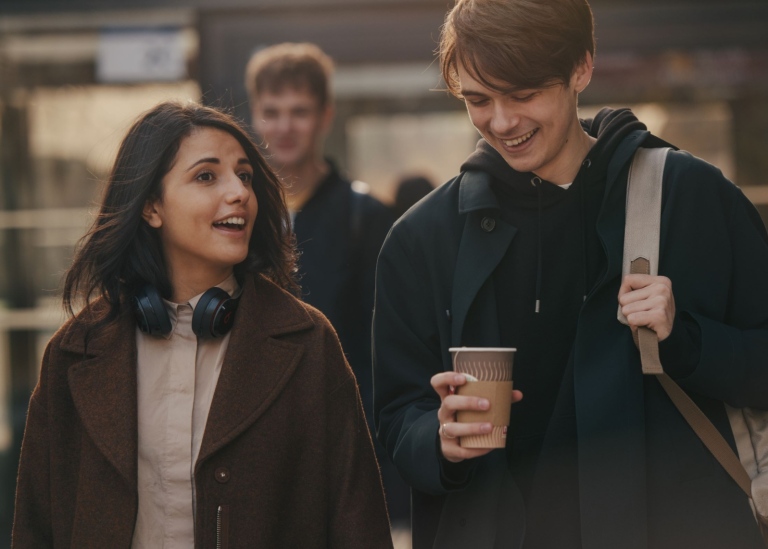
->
<box><xmin>537</xmin><ymin>128</ymin><xmax>597</xmax><ymax>185</ymax></box>
<box><xmin>280</xmin><ymin>158</ymin><xmax>330</xmax><ymax>211</ymax></box>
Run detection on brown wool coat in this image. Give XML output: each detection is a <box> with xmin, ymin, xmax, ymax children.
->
<box><xmin>12</xmin><ymin>274</ymin><xmax>393</xmax><ymax>549</ymax></box>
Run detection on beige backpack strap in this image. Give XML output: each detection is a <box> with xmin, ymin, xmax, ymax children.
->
<box><xmin>624</xmin><ymin>147</ymin><xmax>768</xmax><ymax>535</ymax></box>
<box><xmin>621</xmin><ymin>147</ymin><xmax>669</xmax><ymax>374</ymax></box>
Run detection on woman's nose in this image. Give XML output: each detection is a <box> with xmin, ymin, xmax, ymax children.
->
<box><xmin>226</xmin><ymin>174</ymin><xmax>251</xmax><ymax>203</ymax></box>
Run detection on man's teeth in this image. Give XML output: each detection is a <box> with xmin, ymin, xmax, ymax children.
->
<box><xmin>215</xmin><ymin>217</ymin><xmax>245</xmax><ymax>227</ymax></box>
<box><xmin>503</xmin><ymin>130</ymin><xmax>536</xmax><ymax>147</ymax></box>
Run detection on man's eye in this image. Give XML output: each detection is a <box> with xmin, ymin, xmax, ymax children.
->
<box><xmin>512</xmin><ymin>93</ymin><xmax>536</xmax><ymax>102</ymax></box>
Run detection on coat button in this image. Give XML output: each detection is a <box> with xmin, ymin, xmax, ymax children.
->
<box><xmin>481</xmin><ymin>217</ymin><xmax>496</xmax><ymax>232</ymax></box>
<box><xmin>215</xmin><ymin>467</ymin><xmax>231</xmax><ymax>483</ymax></box>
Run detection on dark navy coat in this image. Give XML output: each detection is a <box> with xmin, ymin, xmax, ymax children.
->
<box><xmin>373</xmin><ymin>129</ymin><xmax>768</xmax><ymax>549</ymax></box>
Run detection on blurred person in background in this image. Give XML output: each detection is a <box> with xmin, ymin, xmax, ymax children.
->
<box><xmin>392</xmin><ymin>174</ymin><xmax>436</xmax><ymax>221</ymax></box>
<box><xmin>12</xmin><ymin>101</ymin><xmax>392</xmax><ymax>548</ymax></box>
<box><xmin>245</xmin><ymin>43</ymin><xmax>408</xmax><ymax>528</ymax></box>
<box><xmin>373</xmin><ymin>0</ymin><xmax>768</xmax><ymax>548</ymax></box>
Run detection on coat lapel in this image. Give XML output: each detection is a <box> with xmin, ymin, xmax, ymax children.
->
<box><xmin>451</xmin><ymin>171</ymin><xmax>517</xmax><ymax>346</ymax></box>
<box><xmin>594</xmin><ymin>129</ymin><xmax>649</xmax><ymax>292</ymax></box>
<box><xmin>64</xmin><ymin>309</ymin><xmax>138</xmax><ymax>487</ymax></box>
<box><xmin>197</xmin><ymin>275</ymin><xmax>314</xmax><ymax>463</ymax></box>
<box><xmin>576</xmin><ymin>129</ymin><xmax>652</xmax><ymax>549</ymax></box>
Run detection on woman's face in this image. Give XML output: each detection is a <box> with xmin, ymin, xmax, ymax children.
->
<box><xmin>143</xmin><ymin>127</ymin><xmax>258</xmax><ymax>293</ymax></box>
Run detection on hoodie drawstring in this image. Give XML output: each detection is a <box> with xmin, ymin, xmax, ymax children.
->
<box><xmin>580</xmin><ymin>158</ymin><xmax>592</xmax><ymax>303</ymax></box>
<box><xmin>532</xmin><ymin>176</ymin><xmax>543</xmax><ymax>313</ymax></box>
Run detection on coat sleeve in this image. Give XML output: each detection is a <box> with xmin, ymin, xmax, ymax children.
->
<box><xmin>373</xmin><ymin>225</ymin><xmax>475</xmax><ymax>496</ymax></box>
<box><xmin>323</xmin><ymin>326</ymin><xmax>393</xmax><ymax>549</ymax></box>
<box><xmin>349</xmin><ymin>195</ymin><xmax>394</xmax><ymax>428</ymax></box>
<box><xmin>663</xmin><ymin>153</ymin><xmax>768</xmax><ymax>409</ymax></box>
<box><xmin>12</xmin><ymin>343</ymin><xmax>54</xmax><ymax>548</ymax></box>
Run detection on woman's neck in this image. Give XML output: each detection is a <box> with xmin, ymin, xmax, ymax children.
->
<box><xmin>168</xmin><ymin>268</ymin><xmax>234</xmax><ymax>304</ymax></box>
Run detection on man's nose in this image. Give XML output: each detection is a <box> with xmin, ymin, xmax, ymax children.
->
<box><xmin>489</xmin><ymin>103</ymin><xmax>520</xmax><ymax>136</ymax></box>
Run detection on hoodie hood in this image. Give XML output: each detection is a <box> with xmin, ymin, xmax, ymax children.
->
<box><xmin>460</xmin><ymin>107</ymin><xmax>647</xmax><ymax>205</ymax></box>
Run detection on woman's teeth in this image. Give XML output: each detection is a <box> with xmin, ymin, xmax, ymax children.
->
<box><xmin>503</xmin><ymin>129</ymin><xmax>536</xmax><ymax>147</ymax></box>
<box><xmin>214</xmin><ymin>217</ymin><xmax>245</xmax><ymax>228</ymax></box>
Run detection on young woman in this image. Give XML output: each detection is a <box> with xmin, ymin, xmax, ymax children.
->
<box><xmin>12</xmin><ymin>102</ymin><xmax>392</xmax><ymax>548</ymax></box>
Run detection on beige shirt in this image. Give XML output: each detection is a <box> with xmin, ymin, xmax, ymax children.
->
<box><xmin>131</xmin><ymin>276</ymin><xmax>238</xmax><ymax>549</ymax></box>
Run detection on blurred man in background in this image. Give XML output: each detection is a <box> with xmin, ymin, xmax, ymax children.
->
<box><xmin>245</xmin><ymin>43</ymin><xmax>407</xmax><ymax>526</ymax></box>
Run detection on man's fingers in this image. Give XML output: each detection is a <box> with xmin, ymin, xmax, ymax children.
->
<box><xmin>430</xmin><ymin>372</ymin><xmax>467</xmax><ymax>398</ymax></box>
<box><xmin>442</xmin><ymin>394</ymin><xmax>490</xmax><ymax>413</ymax></box>
<box><xmin>620</xmin><ymin>293</ymin><xmax>668</xmax><ymax>315</ymax></box>
<box><xmin>439</xmin><ymin>421</ymin><xmax>496</xmax><ymax>463</ymax></box>
<box><xmin>442</xmin><ymin>445</ymin><xmax>494</xmax><ymax>463</ymax></box>
<box><xmin>618</xmin><ymin>277</ymin><xmax>672</xmax><ymax>306</ymax></box>
<box><xmin>441</xmin><ymin>420</ymin><xmax>493</xmax><ymax>439</ymax></box>
<box><xmin>618</xmin><ymin>274</ymin><xmax>671</xmax><ymax>295</ymax></box>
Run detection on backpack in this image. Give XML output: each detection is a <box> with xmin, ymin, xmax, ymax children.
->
<box><xmin>620</xmin><ymin>146</ymin><xmax>768</xmax><ymax>545</ymax></box>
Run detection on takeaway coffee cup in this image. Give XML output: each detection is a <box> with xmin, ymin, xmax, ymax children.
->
<box><xmin>449</xmin><ymin>347</ymin><xmax>516</xmax><ymax>448</ymax></box>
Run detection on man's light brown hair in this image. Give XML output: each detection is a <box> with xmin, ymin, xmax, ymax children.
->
<box><xmin>245</xmin><ymin>42</ymin><xmax>334</xmax><ymax>108</ymax></box>
<box><xmin>439</xmin><ymin>0</ymin><xmax>596</xmax><ymax>96</ymax></box>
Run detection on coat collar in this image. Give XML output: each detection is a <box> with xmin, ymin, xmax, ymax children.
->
<box><xmin>458</xmin><ymin>170</ymin><xmax>502</xmax><ymax>214</ymax></box>
<box><xmin>63</xmin><ymin>274</ymin><xmax>314</xmax><ymax>485</ymax></box>
<box><xmin>452</xmin><ymin>171</ymin><xmax>517</xmax><ymax>346</ymax></box>
<box><xmin>197</xmin><ymin>275</ymin><xmax>314</xmax><ymax>464</ymax></box>
<box><xmin>65</xmin><ymin>307</ymin><xmax>139</xmax><ymax>487</ymax></box>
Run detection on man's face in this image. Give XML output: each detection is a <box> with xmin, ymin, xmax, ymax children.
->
<box><xmin>457</xmin><ymin>56</ymin><xmax>593</xmax><ymax>184</ymax></box>
<box><xmin>251</xmin><ymin>87</ymin><xmax>331</xmax><ymax>170</ymax></box>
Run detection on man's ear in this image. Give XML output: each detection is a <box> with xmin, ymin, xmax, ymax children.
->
<box><xmin>142</xmin><ymin>199</ymin><xmax>163</xmax><ymax>229</ymax></box>
<box><xmin>572</xmin><ymin>52</ymin><xmax>594</xmax><ymax>94</ymax></box>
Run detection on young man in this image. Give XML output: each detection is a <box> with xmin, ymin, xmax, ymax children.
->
<box><xmin>244</xmin><ymin>42</ymin><xmax>405</xmax><ymax>519</ymax></box>
<box><xmin>373</xmin><ymin>1</ymin><xmax>768</xmax><ymax>548</ymax></box>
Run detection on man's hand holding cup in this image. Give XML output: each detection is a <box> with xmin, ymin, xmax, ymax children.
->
<box><xmin>432</xmin><ymin>348</ymin><xmax>522</xmax><ymax>463</ymax></box>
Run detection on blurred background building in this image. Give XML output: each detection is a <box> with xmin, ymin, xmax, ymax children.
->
<box><xmin>0</xmin><ymin>0</ymin><xmax>767</xmax><ymax>546</ymax></box>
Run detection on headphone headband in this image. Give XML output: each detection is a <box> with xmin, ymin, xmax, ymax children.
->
<box><xmin>133</xmin><ymin>284</ymin><xmax>239</xmax><ymax>338</ymax></box>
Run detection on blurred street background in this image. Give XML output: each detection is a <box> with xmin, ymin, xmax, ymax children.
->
<box><xmin>0</xmin><ymin>0</ymin><xmax>767</xmax><ymax>546</ymax></box>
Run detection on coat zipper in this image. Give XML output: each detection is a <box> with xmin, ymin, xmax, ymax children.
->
<box><xmin>216</xmin><ymin>505</ymin><xmax>222</xmax><ymax>549</ymax></box>
<box><xmin>216</xmin><ymin>504</ymin><xmax>229</xmax><ymax>549</ymax></box>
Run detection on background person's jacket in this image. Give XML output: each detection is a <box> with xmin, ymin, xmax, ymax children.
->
<box><xmin>13</xmin><ymin>274</ymin><xmax>393</xmax><ymax>549</ymax></box>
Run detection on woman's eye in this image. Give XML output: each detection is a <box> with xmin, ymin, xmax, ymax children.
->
<box><xmin>239</xmin><ymin>172</ymin><xmax>253</xmax><ymax>185</ymax></box>
<box><xmin>196</xmin><ymin>171</ymin><xmax>214</xmax><ymax>182</ymax></box>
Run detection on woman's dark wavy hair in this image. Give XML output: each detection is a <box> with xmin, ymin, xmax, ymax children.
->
<box><xmin>63</xmin><ymin>101</ymin><xmax>297</xmax><ymax>325</ymax></box>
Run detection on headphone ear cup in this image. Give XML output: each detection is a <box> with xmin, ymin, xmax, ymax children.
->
<box><xmin>133</xmin><ymin>285</ymin><xmax>172</xmax><ymax>336</ymax></box>
<box><xmin>192</xmin><ymin>287</ymin><xmax>239</xmax><ymax>338</ymax></box>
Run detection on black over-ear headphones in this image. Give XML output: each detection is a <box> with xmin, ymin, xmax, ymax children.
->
<box><xmin>133</xmin><ymin>285</ymin><xmax>240</xmax><ymax>338</ymax></box>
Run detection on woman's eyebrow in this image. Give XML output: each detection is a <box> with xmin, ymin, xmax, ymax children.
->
<box><xmin>186</xmin><ymin>157</ymin><xmax>220</xmax><ymax>171</ymax></box>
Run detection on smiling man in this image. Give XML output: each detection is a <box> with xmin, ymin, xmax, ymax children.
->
<box><xmin>373</xmin><ymin>1</ymin><xmax>768</xmax><ymax>548</ymax></box>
